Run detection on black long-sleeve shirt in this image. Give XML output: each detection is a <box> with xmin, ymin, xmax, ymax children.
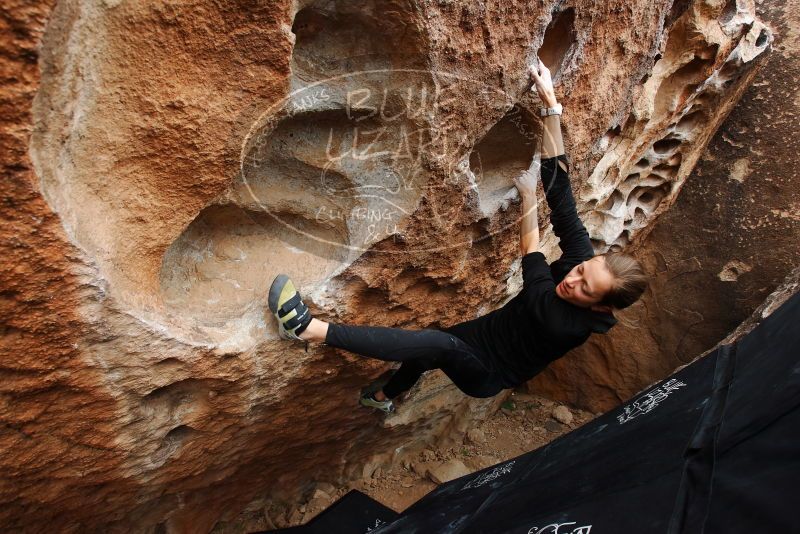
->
<box><xmin>443</xmin><ymin>155</ymin><xmax>617</xmax><ymax>388</ymax></box>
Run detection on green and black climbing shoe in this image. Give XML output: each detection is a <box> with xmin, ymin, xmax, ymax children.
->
<box><xmin>359</xmin><ymin>391</ymin><xmax>396</xmax><ymax>414</ymax></box>
<box><xmin>268</xmin><ymin>274</ymin><xmax>312</xmax><ymax>343</ymax></box>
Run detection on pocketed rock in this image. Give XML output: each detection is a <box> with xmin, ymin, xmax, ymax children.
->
<box><xmin>1</xmin><ymin>0</ymin><xmax>774</xmax><ymax>531</ymax></box>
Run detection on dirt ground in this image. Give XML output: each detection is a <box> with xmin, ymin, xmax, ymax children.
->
<box><xmin>237</xmin><ymin>390</ymin><xmax>597</xmax><ymax>531</ymax></box>
<box><xmin>354</xmin><ymin>391</ymin><xmax>597</xmax><ymax>512</ymax></box>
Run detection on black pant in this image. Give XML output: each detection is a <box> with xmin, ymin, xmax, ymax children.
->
<box><xmin>324</xmin><ymin>323</ymin><xmax>505</xmax><ymax>399</ymax></box>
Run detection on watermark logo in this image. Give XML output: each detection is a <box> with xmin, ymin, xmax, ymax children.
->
<box><xmin>238</xmin><ymin>69</ymin><xmax>548</xmax><ymax>255</ymax></box>
<box><xmin>461</xmin><ymin>460</ymin><xmax>516</xmax><ymax>490</ymax></box>
<box><xmin>617</xmin><ymin>378</ymin><xmax>687</xmax><ymax>425</ymax></box>
<box><xmin>527</xmin><ymin>521</ymin><xmax>592</xmax><ymax>534</ymax></box>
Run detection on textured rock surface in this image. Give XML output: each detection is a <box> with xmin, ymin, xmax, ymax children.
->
<box><xmin>1</xmin><ymin>0</ymin><xmax>774</xmax><ymax>531</ymax></box>
<box><xmin>530</xmin><ymin>0</ymin><xmax>799</xmax><ymax>412</ymax></box>
<box><xmin>552</xmin><ymin>405</ymin><xmax>574</xmax><ymax>425</ymax></box>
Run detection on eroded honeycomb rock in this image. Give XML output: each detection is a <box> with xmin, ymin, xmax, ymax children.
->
<box><xmin>581</xmin><ymin>2</ymin><xmax>771</xmax><ymax>251</ymax></box>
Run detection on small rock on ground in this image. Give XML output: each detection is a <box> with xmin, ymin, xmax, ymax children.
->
<box><xmin>544</xmin><ymin>420</ymin><xmax>563</xmax><ymax>432</ymax></box>
<box><xmin>311</xmin><ymin>489</ymin><xmax>331</xmax><ymax>502</ymax></box>
<box><xmin>552</xmin><ymin>405</ymin><xmax>574</xmax><ymax>425</ymax></box>
<box><xmin>316</xmin><ymin>482</ymin><xmax>337</xmax><ymax>496</ymax></box>
<box><xmin>421</xmin><ymin>449</ymin><xmax>436</xmax><ymax>462</ymax></box>
<box><xmin>467</xmin><ymin>428</ymin><xmax>486</xmax><ymax>444</ymax></box>
<box><xmin>427</xmin><ymin>459</ymin><xmax>472</xmax><ymax>484</ymax></box>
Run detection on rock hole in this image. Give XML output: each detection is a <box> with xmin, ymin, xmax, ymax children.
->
<box><xmin>756</xmin><ymin>28</ymin><xmax>769</xmax><ymax>47</ymax></box>
<box><xmin>717</xmin><ymin>60</ymin><xmax>741</xmax><ymax>82</ymax></box>
<box><xmin>142</xmin><ymin>378</ymin><xmax>218</xmax><ymax>424</ymax></box>
<box><xmin>290</xmin><ymin>3</ymin><xmax>424</xmax><ymax>78</ymax></box>
<box><xmin>696</xmin><ymin>44</ymin><xmax>719</xmax><ymax>61</ymax></box>
<box><xmin>628</xmin><ymin>182</ymin><xmax>671</xmax><ymax>215</ymax></box>
<box><xmin>666</xmin><ymin>0</ymin><xmax>692</xmax><ymax>28</ymax></box>
<box><xmin>674</xmin><ymin>109</ymin><xmax>705</xmax><ymax>135</ymax></box>
<box><xmin>164</xmin><ymin>425</ymin><xmax>197</xmax><ymax>443</ymax></box>
<box><xmin>152</xmin><ymin>425</ymin><xmax>200</xmax><ymax>466</ymax></box>
<box><xmin>404</xmin><ymin>276</ymin><xmax>457</xmax><ymax>302</ymax></box>
<box><xmin>599</xmin><ymin>189</ymin><xmax>625</xmax><ymax>214</ymax></box>
<box><xmin>632</xmin><ymin>207</ymin><xmax>647</xmax><ymax>225</ymax></box>
<box><xmin>539</xmin><ymin>7</ymin><xmax>577</xmax><ymax>78</ymax></box>
<box><xmin>618</xmin><ymin>172</ymin><xmax>645</xmax><ymax>196</ymax></box>
<box><xmin>469</xmin><ymin>105</ymin><xmax>540</xmax><ymax>215</ymax></box>
<box><xmin>160</xmin><ymin>204</ymin><xmax>349</xmax><ymax>332</ymax></box>
<box><xmin>352</xmin><ymin>282</ymin><xmax>394</xmax><ymax>315</ymax></box>
<box><xmin>691</xmin><ymin>92</ymin><xmax>711</xmax><ymax>108</ymax></box>
<box><xmin>162</xmin><ymin>104</ymin><xmax>428</xmax><ymax>343</ymax></box>
<box><xmin>654</xmin><ymin>55</ymin><xmax>715</xmax><ymax>117</ymax></box>
<box><xmin>637</xmin><ymin>174</ymin><xmax>669</xmax><ymax>188</ymax></box>
<box><xmin>719</xmin><ymin>260</ymin><xmax>752</xmax><ymax>281</ymax></box>
<box><xmin>652</xmin><ymin>163</ymin><xmax>679</xmax><ymax>179</ymax></box>
<box><xmin>652</xmin><ymin>138</ymin><xmax>682</xmax><ymax>155</ymax></box>
<box><xmin>622</xmin><ymin>112</ymin><xmax>638</xmax><ymax>131</ymax></box>
<box><xmin>466</xmin><ymin>219</ymin><xmax>494</xmax><ymax>250</ymax></box>
<box><xmin>291</xmin><ymin>7</ymin><xmax>329</xmax><ymax>38</ymax></box>
<box><xmin>154</xmin><ymin>358</ymin><xmax>184</xmax><ymax>372</ymax></box>
<box><xmin>599</xmin><ymin>125</ymin><xmax>622</xmax><ymax>151</ymax></box>
<box><xmin>720</xmin><ymin>0</ymin><xmax>737</xmax><ymax>25</ymax></box>
<box><xmin>635</xmin><ymin>157</ymin><xmax>650</xmax><ymax>169</ymax></box>
<box><xmin>609</xmin><ymin>230</ymin><xmax>630</xmax><ymax>252</ymax></box>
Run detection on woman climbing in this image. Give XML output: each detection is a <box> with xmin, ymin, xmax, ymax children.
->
<box><xmin>267</xmin><ymin>58</ymin><xmax>648</xmax><ymax>414</ymax></box>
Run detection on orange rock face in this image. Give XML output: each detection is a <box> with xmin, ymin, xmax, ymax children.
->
<box><xmin>1</xmin><ymin>0</ymin><xmax>773</xmax><ymax>531</ymax></box>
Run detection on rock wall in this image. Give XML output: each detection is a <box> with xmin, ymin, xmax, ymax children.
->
<box><xmin>530</xmin><ymin>0</ymin><xmax>798</xmax><ymax>413</ymax></box>
<box><xmin>1</xmin><ymin>0</ymin><xmax>772</xmax><ymax>531</ymax></box>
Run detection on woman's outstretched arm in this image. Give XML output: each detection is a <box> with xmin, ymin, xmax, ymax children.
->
<box><xmin>528</xmin><ymin>59</ymin><xmax>594</xmax><ymax>264</ymax></box>
<box><xmin>530</xmin><ymin>59</ymin><xmax>565</xmax><ymax>163</ymax></box>
<box><xmin>514</xmin><ymin>169</ymin><xmax>539</xmax><ymax>255</ymax></box>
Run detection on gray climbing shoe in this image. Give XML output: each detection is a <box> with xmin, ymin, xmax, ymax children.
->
<box><xmin>359</xmin><ymin>391</ymin><xmax>396</xmax><ymax>414</ymax></box>
<box><xmin>268</xmin><ymin>274</ymin><xmax>312</xmax><ymax>342</ymax></box>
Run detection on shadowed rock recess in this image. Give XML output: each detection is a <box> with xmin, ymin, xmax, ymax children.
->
<box><xmin>1</xmin><ymin>0</ymin><xmax>776</xmax><ymax>531</ymax></box>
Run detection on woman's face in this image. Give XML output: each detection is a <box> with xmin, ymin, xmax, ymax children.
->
<box><xmin>555</xmin><ymin>255</ymin><xmax>615</xmax><ymax>308</ymax></box>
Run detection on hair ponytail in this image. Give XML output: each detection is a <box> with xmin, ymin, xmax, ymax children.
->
<box><xmin>599</xmin><ymin>252</ymin><xmax>648</xmax><ymax>309</ymax></box>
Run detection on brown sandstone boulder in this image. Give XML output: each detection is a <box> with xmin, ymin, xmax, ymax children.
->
<box><xmin>1</xmin><ymin>0</ymin><xmax>775</xmax><ymax>531</ymax></box>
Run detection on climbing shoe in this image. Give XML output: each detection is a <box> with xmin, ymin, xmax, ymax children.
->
<box><xmin>359</xmin><ymin>391</ymin><xmax>396</xmax><ymax>414</ymax></box>
<box><xmin>268</xmin><ymin>274</ymin><xmax>313</xmax><ymax>343</ymax></box>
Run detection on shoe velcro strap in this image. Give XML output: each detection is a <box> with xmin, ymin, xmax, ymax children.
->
<box><xmin>284</xmin><ymin>305</ymin><xmax>310</xmax><ymax>329</ymax></box>
<box><xmin>278</xmin><ymin>293</ymin><xmax>302</xmax><ymax>318</ymax></box>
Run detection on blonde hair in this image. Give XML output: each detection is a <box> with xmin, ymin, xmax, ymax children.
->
<box><xmin>598</xmin><ymin>252</ymin><xmax>648</xmax><ymax>309</ymax></box>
